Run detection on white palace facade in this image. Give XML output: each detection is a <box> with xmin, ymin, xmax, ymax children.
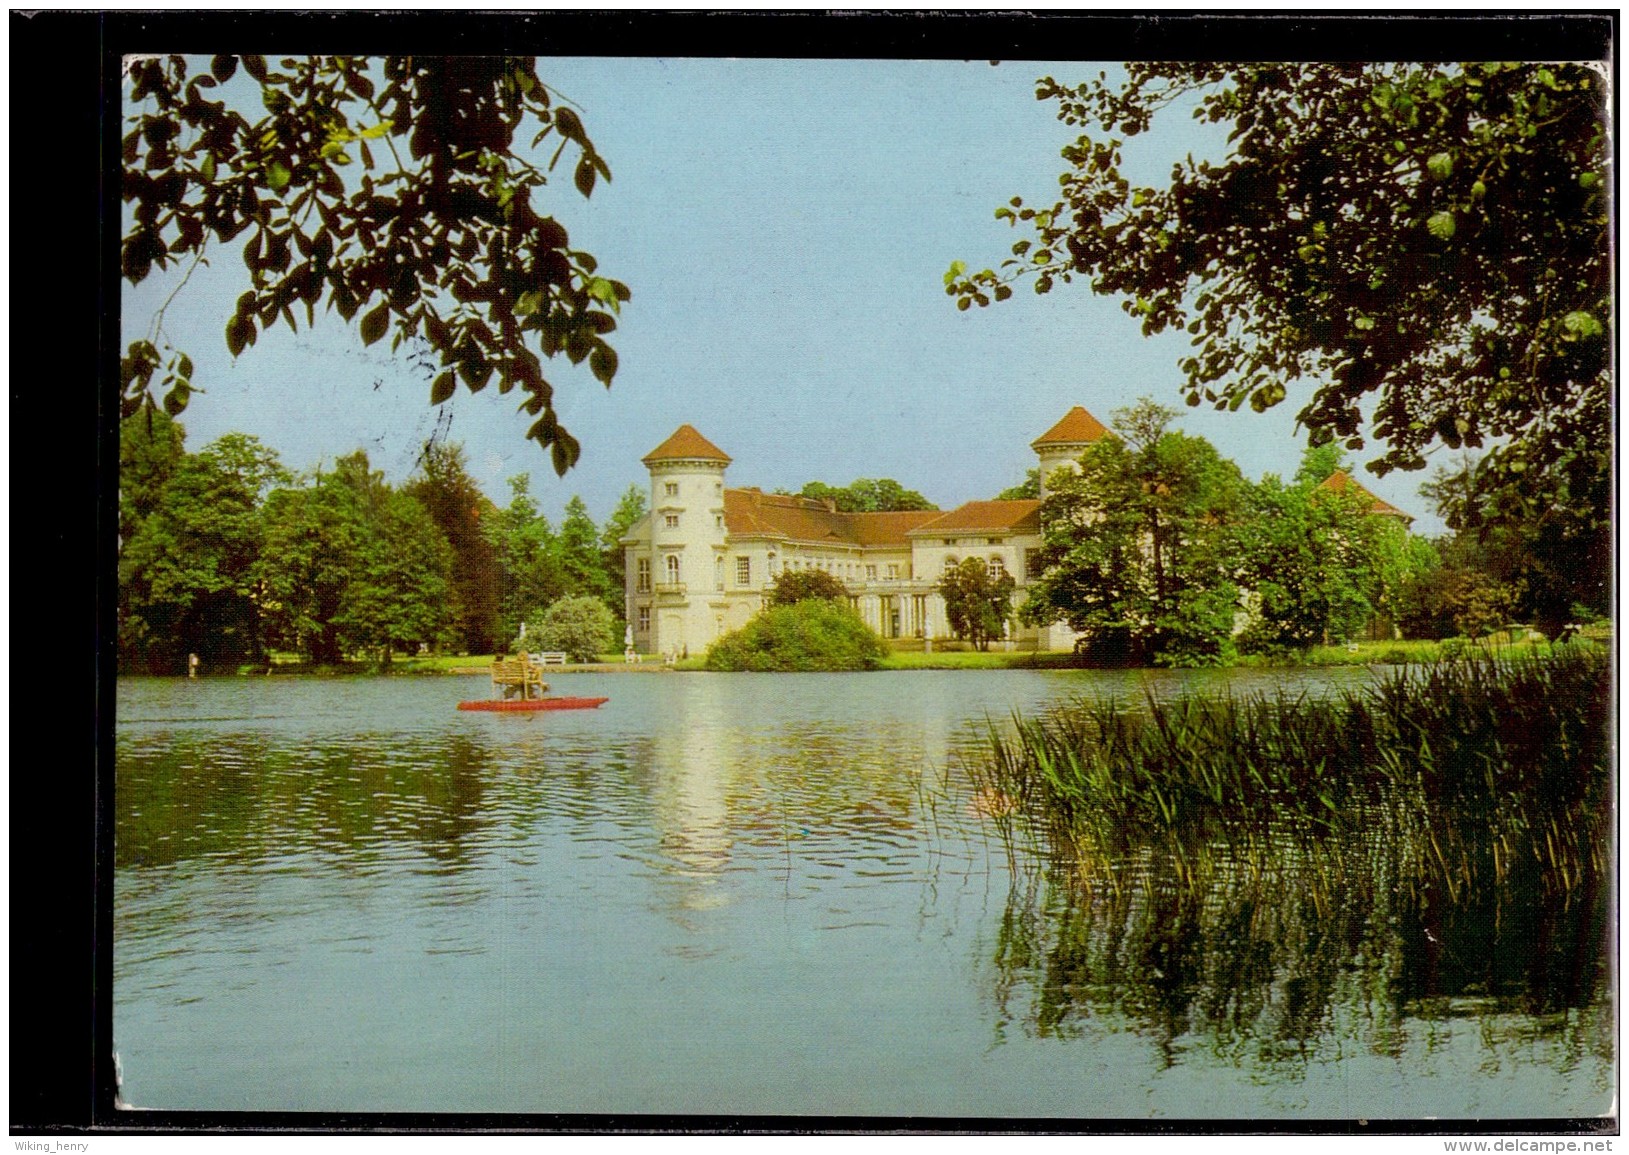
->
<box><xmin>621</xmin><ymin>407</ymin><xmax>1112</xmax><ymax>658</ymax></box>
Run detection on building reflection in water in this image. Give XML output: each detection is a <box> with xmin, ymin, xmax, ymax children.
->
<box><xmin>647</xmin><ymin>677</ymin><xmax>737</xmax><ymax>914</ymax></box>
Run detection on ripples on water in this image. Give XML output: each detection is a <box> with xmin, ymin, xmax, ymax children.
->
<box><xmin>114</xmin><ymin>670</ymin><xmax>1612</xmax><ymax>1117</ymax></box>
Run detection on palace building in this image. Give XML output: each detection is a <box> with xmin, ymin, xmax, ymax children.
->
<box><xmin>621</xmin><ymin>407</ymin><xmax>1111</xmax><ymax>657</ymax></box>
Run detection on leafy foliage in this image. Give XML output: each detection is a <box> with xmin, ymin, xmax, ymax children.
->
<box><xmin>519</xmin><ymin>595</ymin><xmax>616</xmax><ymax>663</ymax></box>
<box><xmin>950</xmin><ymin>62</ymin><xmax>1609</xmax><ymax>514</ymax></box>
<box><xmin>1422</xmin><ymin>440</ymin><xmax>1610</xmax><ymax>639</ymax></box>
<box><xmin>766</xmin><ymin>568</ymin><xmax>850</xmax><ymax>607</ymax></box>
<box><xmin>118</xmin><ymin>433</ymin><xmax>288</xmax><ymax>671</ymax></box>
<box><xmin>119</xmin><ymin>406</ymin><xmax>188</xmax><ymax>547</ymax></box>
<box><xmin>557</xmin><ymin>494</ymin><xmax>616</xmax><ymax>610</ymax></box>
<box><xmin>1021</xmin><ymin>401</ymin><xmax>1245</xmax><ymax>666</ymax></box>
<box><xmin>598</xmin><ymin>484</ymin><xmax>649</xmax><ymax>603</ymax></box>
<box><xmin>121</xmin><ymin>54</ymin><xmax>628</xmax><ymax>472</ymax></box>
<box><xmin>482</xmin><ymin>473</ymin><xmax>567</xmax><ymax>642</ymax></box>
<box><xmin>405</xmin><ymin>442</ymin><xmax>502</xmax><ymax>652</ymax></box>
<box><xmin>705</xmin><ymin>600</ymin><xmax>886</xmax><ymax>672</ymax></box>
<box><xmin>994</xmin><ymin>468</ymin><xmax>1040</xmax><ymax>501</ymax></box>
<box><xmin>794</xmin><ymin>478</ymin><xmax>937</xmax><ymax>512</ymax></box>
<box><xmin>256</xmin><ymin>451</ymin><xmax>454</xmax><ymax>664</ymax></box>
<box><xmin>937</xmin><ymin>558</ymin><xmax>1016</xmax><ymax>651</ymax></box>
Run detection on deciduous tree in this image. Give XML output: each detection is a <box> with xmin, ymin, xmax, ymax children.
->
<box><xmin>937</xmin><ymin>558</ymin><xmax>1015</xmax><ymax>651</ymax></box>
<box><xmin>1021</xmin><ymin>402</ymin><xmax>1245</xmax><ymax>665</ymax></box>
<box><xmin>950</xmin><ymin>62</ymin><xmax>1609</xmax><ymax>555</ymax></box>
<box><xmin>121</xmin><ymin>54</ymin><xmax>628</xmax><ymax>472</ymax></box>
<box><xmin>406</xmin><ymin>441</ymin><xmax>502</xmax><ymax>652</ymax></box>
<box><xmin>118</xmin><ymin>433</ymin><xmax>287</xmax><ymax>671</ymax></box>
<box><xmin>767</xmin><ymin>569</ymin><xmax>850</xmax><ymax>607</ymax></box>
<box><xmin>794</xmin><ymin>478</ymin><xmax>937</xmax><ymax>512</ymax></box>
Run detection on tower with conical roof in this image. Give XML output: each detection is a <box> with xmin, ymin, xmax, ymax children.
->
<box><xmin>639</xmin><ymin>425</ymin><xmax>732</xmax><ymax>657</ymax></box>
<box><xmin>1031</xmin><ymin>406</ymin><xmax>1110</xmax><ymax>499</ymax></box>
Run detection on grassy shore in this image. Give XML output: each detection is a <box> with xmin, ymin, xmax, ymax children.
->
<box><xmin>240</xmin><ymin>624</ymin><xmax>1607</xmax><ymax>676</ymax></box>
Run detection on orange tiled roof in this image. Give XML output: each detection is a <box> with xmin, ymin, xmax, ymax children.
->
<box><xmin>1031</xmin><ymin>406</ymin><xmax>1110</xmax><ymax>449</ymax></box>
<box><xmin>1318</xmin><ymin>471</ymin><xmax>1412</xmax><ymax>521</ymax></box>
<box><xmin>642</xmin><ymin>424</ymin><xmax>732</xmax><ymax>466</ymax></box>
<box><xmin>909</xmin><ymin>500</ymin><xmax>1042</xmax><ymax>536</ymax></box>
<box><xmin>723</xmin><ymin>489</ymin><xmax>941</xmax><ymax>548</ymax></box>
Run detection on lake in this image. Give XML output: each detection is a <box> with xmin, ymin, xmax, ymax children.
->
<box><xmin>114</xmin><ymin>668</ymin><xmax>1613</xmax><ymax>1118</ymax></box>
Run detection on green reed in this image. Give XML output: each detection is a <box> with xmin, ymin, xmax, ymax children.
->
<box><xmin>976</xmin><ymin>651</ymin><xmax>1612</xmax><ymax>901</ymax></box>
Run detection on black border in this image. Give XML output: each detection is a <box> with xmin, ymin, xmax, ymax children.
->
<box><xmin>12</xmin><ymin>7</ymin><xmax>1618</xmax><ymax>1138</ymax></box>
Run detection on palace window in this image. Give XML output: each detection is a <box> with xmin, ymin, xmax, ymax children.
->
<box><xmin>637</xmin><ymin>606</ymin><xmax>650</xmax><ymax>632</ymax></box>
<box><xmin>1024</xmin><ymin>549</ymin><xmax>1039</xmax><ymax>580</ymax></box>
<box><xmin>987</xmin><ymin>537</ymin><xmax>1002</xmax><ymax>546</ymax></box>
<box><xmin>989</xmin><ymin>556</ymin><xmax>1007</xmax><ymax>579</ymax></box>
<box><xmin>886</xmin><ymin>564</ymin><xmax>899</xmax><ymax>580</ymax></box>
<box><xmin>716</xmin><ymin>514</ymin><xmax>725</xmax><ymax>531</ymax></box>
<box><xmin>665</xmin><ymin>554</ymin><xmax>681</xmax><ymax>584</ymax></box>
<box><xmin>636</xmin><ymin>557</ymin><xmax>651</xmax><ymax>593</ymax></box>
<box><xmin>943</xmin><ymin>555</ymin><xmax>959</xmax><ymax>573</ymax></box>
<box><xmin>715</xmin><ymin>556</ymin><xmax>725</xmax><ymax>591</ymax></box>
<box><xmin>736</xmin><ymin>556</ymin><xmax>751</xmax><ymax>585</ymax></box>
<box><xmin>865</xmin><ymin>565</ymin><xmax>876</xmax><ymax>581</ymax></box>
<box><xmin>943</xmin><ymin>539</ymin><xmax>956</xmax><ymax>547</ymax></box>
<box><xmin>664</xmin><ymin>514</ymin><xmax>680</xmax><ymax>529</ymax></box>
<box><xmin>665</xmin><ymin>482</ymin><xmax>679</xmax><ymax>498</ymax></box>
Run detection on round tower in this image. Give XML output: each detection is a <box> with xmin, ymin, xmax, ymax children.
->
<box><xmin>1030</xmin><ymin>405</ymin><xmax>1111</xmax><ymax>499</ymax></box>
<box><xmin>640</xmin><ymin>424</ymin><xmax>732</xmax><ymax>656</ymax></box>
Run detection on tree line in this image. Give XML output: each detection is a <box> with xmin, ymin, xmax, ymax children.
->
<box><xmin>934</xmin><ymin>400</ymin><xmax>1598</xmax><ymax>665</ymax></box>
<box><xmin>118</xmin><ymin>408</ymin><xmax>646</xmax><ymax>673</ymax></box>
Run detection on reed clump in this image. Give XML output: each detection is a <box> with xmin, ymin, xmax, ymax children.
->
<box><xmin>979</xmin><ymin>651</ymin><xmax>1611</xmax><ymax>900</ymax></box>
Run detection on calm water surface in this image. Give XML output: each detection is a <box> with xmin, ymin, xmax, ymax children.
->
<box><xmin>115</xmin><ymin>669</ymin><xmax>1612</xmax><ymax>1117</ymax></box>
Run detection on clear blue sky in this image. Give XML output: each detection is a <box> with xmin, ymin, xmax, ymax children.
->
<box><xmin>123</xmin><ymin>57</ymin><xmax>1445</xmax><ymax>534</ymax></box>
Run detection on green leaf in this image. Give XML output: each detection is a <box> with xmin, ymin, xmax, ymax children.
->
<box><xmin>359</xmin><ymin>301</ymin><xmax>389</xmax><ymax>346</ymax></box>
<box><xmin>1353</xmin><ymin>315</ymin><xmax>1374</xmax><ymax>331</ymax></box>
<box><xmin>554</xmin><ymin>107</ymin><xmax>585</xmax><ymax>144</ymax></box>
<box><xmin>1427</xmin><ymin>151</ymin><xmax>1453</xmax><ymax>179</ymax></box>
<box><xmin>574</xmin><ymin>156</ymin><xmax>596</xmax><ymax>198</ymax></box>
<box><xmin>210</xmin><ymin>55</ymin><xmax>237</xmax><ymax>82</ymax></box>
<box><xmin>943</xmin><ymin>260</ymin><xmax>967</xmax><ymax>287</ymax></box>
<box><xmin>359</xmin><ymin>120</ymin><xmax>394</xmax><ymax>140</ymax></box>
<box><xmin>225</xmin><ymin>316</ymin><xmax>249</xmax><ymax>358</ymax></box>
<box><xmin>589</xmin><ymin>342</ymin><xmax>618</xmax><ymax>386</ymax></box>
<box><xmin>1426</xmin><ymin>211</ymin><xmax>1456</xmax><ymax>241</ymax></box>
<box><xmin>200</xmin><ymin>152</ymin><xmax>216</xmax><ymax>182</ymax></box>
<box><xmin>267</xmin><ymin>161</ymin><xmax>291</xmax><ymax>192</ymax></box>
<box><xmin>430</xmin><ymin>370</ymin><xmax>456</xmax><ymax>405</ymax></box>
<box><xmin>1561</xmin><ymin>310</ymin><xmax>1603</xmax><ymax>339</ymax></box>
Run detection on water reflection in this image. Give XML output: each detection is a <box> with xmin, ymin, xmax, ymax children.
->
<box><xmin>987</xmin><ymin>833</ymin><xmax>1613</xmax><ymax>1082</ymax></box>
<box><xmin>115</xmin><ymin>671</ymin><xmax>1612</xmax><ymax>1116</ymax></box>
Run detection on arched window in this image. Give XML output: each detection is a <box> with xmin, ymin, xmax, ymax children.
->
<box><xmin>666</xmin><ymin>554</ymin><xmax>681</xmax><ymax>584</ymax></box>
<box><xmin>988</xmin><ymin>556</ymin><xmax>1006</xmax><ymax>579</ymax></box>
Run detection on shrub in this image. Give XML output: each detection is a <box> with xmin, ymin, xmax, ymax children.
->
<box><xmin>517</xmin><ymin>595</ymin><xmax>616</xmax><ymax>663</ymax></box>
<box><xmin>767</xmin><ymin>569</ymin><xmax>850</xmax><ymax>606</ymax></box>
<box><xmin>705</xmin><ymin>600</ymin><xmax>886</xmax><ymax>672</ymax></box>
<box><xmin>1437</xmin><ymin>636</ymin><xmax>1470</xmax><ymax>661</ymax></box>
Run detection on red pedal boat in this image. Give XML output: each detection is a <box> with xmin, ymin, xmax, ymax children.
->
<box><xmin>457</xmin><ymin>696</ymin><xmax>609</xmax><ymax>712</ymax></box>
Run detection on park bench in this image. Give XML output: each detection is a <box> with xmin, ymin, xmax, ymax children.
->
<box><xmin>538</xmin><ymin>651</ymin><xmax>568</xmax><ymax>666</ymax></box>
<box><xmin>491</xmin><ymin>654</ymin><xmax>548</xmax><ymax>700</ymax></box>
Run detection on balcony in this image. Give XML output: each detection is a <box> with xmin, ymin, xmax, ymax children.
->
<box><xmin>653</xmin><ymin>581</ymin><xmax>688</xmax><ymax>598</ymax></box>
